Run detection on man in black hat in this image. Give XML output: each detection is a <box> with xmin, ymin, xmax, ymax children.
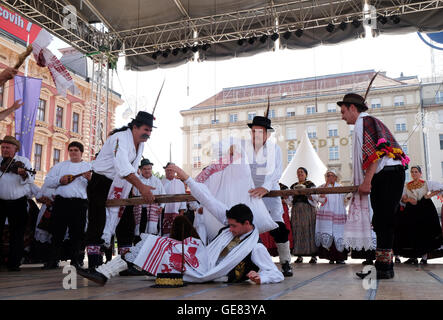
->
<box><xmin>338</xmin><ymin>93</ymin><xmax>408</xmax><ymax>279</ymax></box>
<box><xmin>0</xmin><ymin>135</ymin><xmax>34</xmax><ymax>271</ymax></box>
<box><xmin>246</xmin><ymin>114</ymin><xmax>293</xmax><ymax>277</ymax></box>
<box><xmin>83</xmin><ymin>111</ymin><xmax>157</xmax><ymax>272</ymax></box>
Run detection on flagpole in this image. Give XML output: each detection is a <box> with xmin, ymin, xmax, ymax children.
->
<box><xmin>25</xmin><ymin>34</ymin><xmax>29</xmax><ymax>77</ymax></box>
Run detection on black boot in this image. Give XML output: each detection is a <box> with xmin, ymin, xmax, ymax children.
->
<box><xmin>375</xmin><ymin>261</ymin><xmax>394</xmax><ymax>279</ymax></box>
<box><xmin>281</xmin><ymin>261</ymin><xmax>293</xmax><ymax>277</ymax></box>
<box><xmin>119</xmin><ymin>262</ymin><xmax>149</xmax><ymax>276</ymax></box>
<box><xmin>77</xmin><ymin>267</ymin><xmax>108</xmax><ymax>286</ymax></box>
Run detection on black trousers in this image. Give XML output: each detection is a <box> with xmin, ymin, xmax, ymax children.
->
<box><xmin>48</xmin><ymin>196</ymin><xmax>88</xmax><ymax>264</ymax></box>
<box><xmin>370</xmin><ymin>165</ymin><xmax>405</xmax><ymax>250</ymax></box>
<box><xmin>269</xmin><ymin>221</ymin><xmax>289</xmax><ymax>244</ymax></box>
<box><xmin>0</xmin><ymin>197</ymin><xmax>28</xmax><ymax>268</ymax></box>
<box><xmin>85</xmin><ymin>172</ymin><xmax>113</xmax><ymax>246</ymax></box>
<box><xmin>115</xmin><ymin>205</ymin><xmax>135</xmax><ymax>247</ymax></box>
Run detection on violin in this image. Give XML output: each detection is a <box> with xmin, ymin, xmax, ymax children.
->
<box><xmin>0</xmin><ymin>157</ymin><xmax>37</xmax><ymax>176</ymax></box>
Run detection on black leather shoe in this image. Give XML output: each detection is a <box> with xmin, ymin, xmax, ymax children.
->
<box><xmin>329</xmin><ymin>260</ymin><xmax>335</xmax><ymax>264</ymax></box>
<box><xmin>77</xmin><ymin>268</ymin><xmax>108</xmax><ymax>286</ymax></box>
<box><xmin>376</xmin><ymin>269</ymin><xmax>394</xmax><ymax>279</ymax></box>
<box><xmin>41</xmin><ymin>261</ymin><xmax>59</xmax><ymax>270</ymax></box>
<box><xmin>119</xmin><ymin>264</ymin><xmax>146</xmax><ymax>276</ymax></box>
<box><xmin>395</xmin><ymin>257</ymin><xmax>401</xmax><ymax>264</ymax></box>
<box><xmin>404</xmin><ymin>258</ymin><xmax>418</xmax><ymax>265</ymax></box>
<box><xmin>281</xmin><ymin>261</ymin><xmax>293</xmax><ymax>277</ymax></box>
<box><xmin>336</xmin><ymin>260</ymin><xmax>345</xmax><ymax>264</ymax></box>
<box><xmin>356</xmin><ymin>270</ymin><xmax>371</xmax><ymax>279</ymax></box>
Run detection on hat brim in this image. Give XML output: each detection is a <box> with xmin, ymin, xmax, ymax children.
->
<box><xmin>0</xmin><ymin>140</ymin><xmax>20</xmax><ymax>149</ymax></box>
<box><xmin>247</xmin><ymin>123</ymin><xmax>274</xmax><ymax>131</ymax></box>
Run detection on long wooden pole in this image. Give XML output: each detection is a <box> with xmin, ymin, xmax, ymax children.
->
<box><xmin>106</xmin><ymin>185</ymin><xmax>359</xmax><ymax>207</ymax></box>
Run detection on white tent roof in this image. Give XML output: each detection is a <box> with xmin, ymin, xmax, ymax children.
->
<box><xmin>279</xmin><ymin>130</ymin><xmax>328</xmax><ymax>187</ymax></box>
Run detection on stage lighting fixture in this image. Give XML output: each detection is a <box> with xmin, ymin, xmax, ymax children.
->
<box><xmin>202</xmin><ymin>43</ymin><xmax>211</xmax><ymax>51</ymax></box>
<box><xmin>270</xmin><ymin>33</ymin><xmax>279</xmax><ymax>41</ymax></box>
<box><xmin>191</xmin><ymin>45</ymin><xmax>199</xmax><ymax>53</ymax></box>
<box><xmin>152</xmin><ymin>52</ymin><xmax>158</xmax><ymax>59</ymax></box>
<box><xmin>259</xmin><ymin>34</ymin><xmax>268</xmax><ymax>43</ymax></box>
<box><xmin>326</xmin><ymin>23</ymin><xmax>334</xmax><ymax>33</ymax></box>
<box><xmin>181</xmin><ymin>46</ymin><xmax>189</xmax><ymax>54</ymax></box>
<box><xmin>162</xmin><ymin>48</ymin><xmax>171</xmax><ymax>58</ymax></box>
<box><xmin>295</xmin><ymin>29</ymin><xmax>303</xmax><ymax>37</ymax></box>
<box><xmin>351</xmin><ymin>19</ymin><xmax>361</xmax><ymax>28</ymax></box>
<box><xmin>391</xmin><ymin>15</ymin><xmax>400</xmax><ymax>24</ymax></box>
<box><xmin>248</xmin><ymin>36</ymin><xmax>257</xmax><ymax>44</ymax></box>
<box><xmin>237</xmin><ymin>39</ymin><xmax>245</xmax><ymax>46</ymax></box>
<box><xmin>377</xmin><ymin>15</ymin><xmax>388</xmax><ymax>25</ymax></box>
<box><xmin>283</xmin><ymin>31</ymin><xmax>291</xmax><ymax>39</ymax></box>
<box><xmin>339</xmin><ymin>21</ymin><xmax>347</xmax><ymax>31</ymax></box>
<box><xmin>172</xmin><ymin>48</ymin><xmax>179</xmax><ymax>56</ymax></box>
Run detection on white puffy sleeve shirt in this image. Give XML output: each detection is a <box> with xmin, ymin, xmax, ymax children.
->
<box><xmin>44</xmin><ymin>160</ymin><xmax>92</xmax><ymax>199</ymax></box>
<box><xmin>0</xmin><ymin>155</ymin><xmax>34</xmax><ymax>200</ymax></box>
<box><xmin>91</xmin><ymin>128</ymin><xmax>144</xmax><ymax>180</ymax></box>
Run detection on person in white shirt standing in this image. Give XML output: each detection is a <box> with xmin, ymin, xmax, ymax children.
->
<box><xmin>84</xmin><ymin>111</ymin><xmax>156</xmax><ymax>271</ymax></box>
<box><xmin>42</xmin><ymin>142</ymin><xmax>91</xmax><ymax>269</ymax></box>
<box><xmin>161</xmin><ymin>162</ymin><xmax>186</xmax><ymax>236</ymax></box>
<box><xmin>133</xmin><ymin>158</ymin><xmax>166</xmax><ymax>237</ymax></box>
<box><xmin>0</xmin><ymin>135</ymin><xmax>34</xmax><ymax>271</ymax></box>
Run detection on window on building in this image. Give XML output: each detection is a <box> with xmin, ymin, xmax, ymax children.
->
<box><xmin>72</xmin><ymin>112</ymin><xmax>79</xmax><ymax>133</ymax></box>
<box><xmin>286</xmin><ymin>127</ymin><xmax>297</xmax><ymax>140</ymax></box>
<box><xmin>394</xmin><ymin>96</ymin><xmax>404</xmax><ymax>106</ymax></box>
<box><xmin>306</xmin><ymin>105</ymin><xmax>316</xmax><ymax>115</ymax></box>
<box><xmin>440</xmin><ymin>134</ymin><xmax>443</xmax><ymax>150</ymax></box>
<box><xmin>193</xmin><ymin>136</ymin><xmax>201</xmax><ymax>149</ymax></box>
<box><xmin>307</xmin><ymin>126</ymin><xmax>317</xmax><ymax>139</ymax></box>
<box><xmin>395</xmin><ymin>118</ymin><xmax>407</xmax><ymax>132</ymax></box>
<box><xmin>371</xmin><ymin>98</ymin><xmax>381</xmax><ymax>109</ymax></box>
<box><xmin>193</xmin><ymin>117</ymin><xmax>201</xmax><ymax>125</ymax></box>
<box><xmin>34</xmin><ymin>143</ymin><xmax>42</xmax><ymax>171</ymax></box>
<box><xmin>211</xmin><ymin>116</ymin><xmax>219</xmax><ymax>124</ymax></box>
<box><xmin>327</xmin><ymin>103</ymin><xmax>336</xmax><ymax>113</ymax></box>
<box><xmin>193</xmin><ymin>156</ymin><xmax>201</xmax><ymax>169</ymax></box>
<box><xmin>329</xmin><ymin>146</ymin><xmax>339</xmax><ymax>160</ymax></box>
<box><xmin>55</xmin><ymin>106</ymin><xmax>64</xmax><ymax>127</ymax></box>
<box><xmin>247</xmin><ymin>112</ymin><xmax>256</xmax><ymax>121</ymax></box>
<box><xmin>53</xmin><ymin>148</ymin><xmax>60</xmax><ymax>165</ymax></box>
<box><xmin>37</xmin><ymin>99</ymin><xmax>46</xmax><ymax>122</ymax></box>
<box><xmin>0</xmin><ymin>85</ymin><xmax>4</xmax><ymax>108</ymax></box>
<box><xmin>268</xmin><ymin>109</ymin><xmax>276</xmax><ymax>118</ymax></box>
<box><xmin>286</xmin><ymin>107</ymin><xmax>296</xmax><ymax>117</ymax></box>
<box><xmin>436</xmin><ymin>91</ymin><xmax>443</xmax><ymax>104</ymax></box>
<box><xmin>328</xmin><ymin>124</ymin><xmax>338</xmax><ymax>137</ymax></box>
<box><xmin>229</xmin><ymin>113</ymin><xmax>238</xmax><ymax>123</ymax></box>
<box><xmin>288</xmin><ymin>150</ymin><xmax>296</xmax><ymax>163</ymax></box>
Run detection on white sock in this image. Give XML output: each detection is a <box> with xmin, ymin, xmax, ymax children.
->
<box><xmin>276</xmin><ymin>241</ymin><xmax>291</xmax><ymax>264</ymax></box>
<box><xmin>96</xmin><ymin>255</ymin><xmax>128</xmax><ymax>279</ymax></box>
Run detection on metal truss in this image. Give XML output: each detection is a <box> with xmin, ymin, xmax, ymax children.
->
<box><xmin>3</xmin><ymin>0</ymin><xmax>443</xmax><ymax>58</ymax></box>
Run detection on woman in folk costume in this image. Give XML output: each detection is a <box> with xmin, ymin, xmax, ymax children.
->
<box><xmin>290</xmin><ymin>167</ymin><xmax>319</xmax><ymax>263</ymax></box>
<box><xmin>77</xmin><ymin>164</ymin><xmax>284</xmax><ymax>286</ymax></box>
<box><xmin>315</xmin><ymin>169</ymin><xmax>348</xmax><ymax>264</ymax></box>
<box><xmin>338</xmin><ymin>89</ymin><xmax>409</xmax><ymax>280</ymax></box>
<box><xmin>393</xmin><ymin>166</ymin><xmax>443</xmax><ymax>264</ymax></box>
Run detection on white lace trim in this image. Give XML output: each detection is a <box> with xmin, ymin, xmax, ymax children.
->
<box><xmin>315</xmin><ymin>232</ymin><xmax>346</xmax><ymax>252</ymax></box>
<box><xmin>125</xmin><ymin>233</ymin><xmax>150</xmax><ymax>264</ymax></box>
<box><xmin>344</xmin><ymin>237</ymin><xmax>376</xmax><ymax>251</ymax></box>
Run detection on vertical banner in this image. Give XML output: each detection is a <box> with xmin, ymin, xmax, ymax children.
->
<box><xmin>14</xmin><ymin>75</ymin><xmax>42</xmax><ymax>158</ymax></box>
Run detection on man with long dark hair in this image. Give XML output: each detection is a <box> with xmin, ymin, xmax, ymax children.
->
<box><xmin>83</xmin><ymin>111</ymin><xmax>156</xmax><ymax>271</ymax></box>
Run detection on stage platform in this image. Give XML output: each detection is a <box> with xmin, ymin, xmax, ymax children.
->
<box><xmin>0</xmin><ymin>258</ymin><xmax>442</xmax><ymax>300</ymax></box>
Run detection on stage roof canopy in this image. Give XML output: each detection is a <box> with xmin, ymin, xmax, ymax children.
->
<box><xmin>5</xmin><ymin>0</ymin><xmax>443</xmax><ymax>70</ymax></box>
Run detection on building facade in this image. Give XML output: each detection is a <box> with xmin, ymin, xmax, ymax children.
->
<box><xmin>181</xmin><ymin>70</ymin><xmax>426</xmax><ymax>186</ymax></box>
<box><xmin>0</xmin><ymin>35</ymin><xmax>123</xmax><ymax>186</ymax></box>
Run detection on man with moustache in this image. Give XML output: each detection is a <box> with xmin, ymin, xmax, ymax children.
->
<box><xmin>83</xmin><ymin>111</ymin><xmax>156</xmax><ymax>271</ymax></box>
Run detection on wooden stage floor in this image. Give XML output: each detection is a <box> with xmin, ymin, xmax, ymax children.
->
<box><xmin>0</xmin><ymin>258</ymin><xmax>442</xmax><ymax>300</ymax></box>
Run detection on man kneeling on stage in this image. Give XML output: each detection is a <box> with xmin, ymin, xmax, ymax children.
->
<box><xmin>77</xmin><ymin>165</ymin><xmax>284</xmax><ymax>286</ymax></box>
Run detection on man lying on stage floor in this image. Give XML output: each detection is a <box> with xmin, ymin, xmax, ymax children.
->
<box><xmin>77</xmin><ymin>164</ymin><xmax>284</xmax><ymax>286</ymax></box>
